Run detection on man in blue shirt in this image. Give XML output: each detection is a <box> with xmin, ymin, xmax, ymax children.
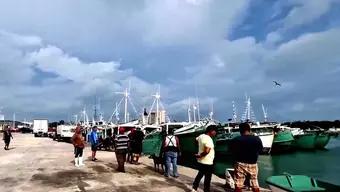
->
<box><xmin>90</xmin><ymin>126</ymin><xmax>99</xmax><ymax>161</ymax></box>
<box><xmin>231</xmin><ymin>123</ymin><xmax>263</xmax><ymax>192</ymax></box>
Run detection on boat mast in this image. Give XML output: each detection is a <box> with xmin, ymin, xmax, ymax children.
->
<box><xmin>81</xmin><ymin>106</ymin><xmax>89</xmax><ymax>125</ymax></box>
<box><xmin>209</xmin><ymin>101</ymin><xmax>214</xmax><ymax>120</ymax></box>
<box><xmin>196</xmin><ymin>98</ymin><xmax>201</xmax><ymax>121</ymax></box>
<box><xmin>148</xmin><ymin>85</ymin><xmax>168</xmax><ymax>125</ymax></box>
<box><xmin>232</xmin><ymin>101</ymin><xmax>237</xmax><ymax>123</ymax></box>
<box><xmin>152</xmin><ymin>85</ymin><xmax>161</xmax><ymax>125</ymax></box>
<box><xmin>93</xmin><ymin>96</ymin><xmax>98</xmax><ymax>122</ymax></box>
<box><xmin>0</xmin><ymin>107</ymin><xmax>4</xmax><ymax>121</ymax></box>
<box><xmin>13</xmin><ymin>112</ymin><xmax>15</xmax><ymax>128</ymax></box>
<box><xmin>116</xmin><ymin>83</ymin><xmax>131</xmax><ymax>123</ymax></box>
<box><xmin>74</xmin><ymin>114</ymin><xmax>78</xmax><ymax>124</ymax></box>
<box><xmin>187</xmin><ymin>98</ymin><xmax>192</xmax><ymax>123</ymax></box>
<box><xmin>193</xmin><ymin>103</ymin><xmax>197</xmax><ymax>122</ymax></box>
<box><xmin>194</xmin><ymin>84</ymin><xmax>201</xmax><ymax>121</ymax></box>
<box><xmin>241</xmin><ymin>95</ymin><xmax>256</xmax><ymax>122</ymax></box>
<box><xmin>262</xmin><ymin>104</ymin><xmax>268</xmax><ymax>122</ymax></box>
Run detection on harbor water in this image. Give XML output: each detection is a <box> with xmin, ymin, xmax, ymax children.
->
<box><xmin>214</xmin><ymin>136</ymin><xmax>340</xmax><ymax>187</ymax></box>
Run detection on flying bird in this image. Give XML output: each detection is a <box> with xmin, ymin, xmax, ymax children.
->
<box><xmin>273</xmin><ymin>81</ymin><xmax>281</xmax><ymax>86</ymax></box>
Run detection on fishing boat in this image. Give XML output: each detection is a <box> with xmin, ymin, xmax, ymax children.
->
<box><xmin>293</xmin><ymin>131</ymin><xmax>317</xmax><ymax>150</ymax></box>
<box><xmin>222</xmin><ymin>123</ymin><xmax>274</xmax><ymax>154</ymax></box>
<box><xmin>272</xmin><ymin>126</ymin><xmax>295</xmax><ymax>152</ymax></box>
<box><xmin>238</xmin><ymin>98</ymin><xmax>274</xmax><ymax>153</ymax></box>
<box><xmin>305</xmin><ymin>130</ymin><xmax>331</xmax><ymax>149</ymax></box>
<box><xmin>266</xmin><ymin>173</ymin><xmax>340</xmax><ymax>192</ymax></box>
<box><xmin>215</xmin><ymin>126</ymin><xmax>240</xmax><ymax>156</ymax></box>
<box><xmin>251</xmin><ymin>124</ymin><xmax>275</xmax><ymax>154</ymax></box>
<box><xmin>327</xmin><ymin>127</ymin><xmax>340</xmax><ymax>137</ymax></box>
<box><xmin>142</xmin><ymin>130</ymin><xmax>164</xmax><ymax>157</ymax></box>
<box><xmin>174</xmin><ymin>120</ymin><xmax>216</xmax><ymax>155</ymax></box>
<box><xmin>314</xmin><ymin>132</ymin><xmax>331</xmax><ymax>149</ymax></box>
<box><xmin>141</xmin><ymin>124</ymin><xmax>161</xmax><ymax>135</ymax></box>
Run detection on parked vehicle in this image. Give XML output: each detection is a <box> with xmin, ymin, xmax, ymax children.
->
<box><xmin>33</xmin><ymin>119</ymin><xmax>49</xmax><ymax>137</ymax></box>
<box><xmin>48</xmin><ymin>127</ymin><xmax>56</xmax><ymax>138</ymax></box>
<box><xmin>55</xmin><ymin>125</ymin><xmax>75</xmax><ymax>142</ymax></box>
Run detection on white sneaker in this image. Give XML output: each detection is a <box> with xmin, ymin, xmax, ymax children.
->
<box><xmin>75</xmin><ymin>157</ymin><xmax>79</xmax><ymax>167</ymax></box>
<box><xmin>78</xmin><ymin>157</ymin><xmax>85</xmax><ymax>166</ymax></box>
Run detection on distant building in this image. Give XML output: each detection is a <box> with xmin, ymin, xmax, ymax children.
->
<box><xmin>148</xmin><ymin>110</ymin><xmax>167</xmax><ymax>125</ymax></box>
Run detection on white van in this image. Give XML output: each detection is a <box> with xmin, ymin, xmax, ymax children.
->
<box><xmin>56</xmin><ymin>125</ymin><xmax>75</xmax><ymax>142</ymax></box>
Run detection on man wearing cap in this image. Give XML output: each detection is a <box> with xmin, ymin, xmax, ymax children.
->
<box><xmin>115</xmin><ymin>127</ymin><xmax>129</xmax><ymax>172</ymax></box>
<box><xmin>89</xmin><ymin>126</ymin><xmax>99</xmax><ymax>161</ymax></box>
<box><xmin>192</xmin><ymin>125</ymin><xmax>217</xmax><ymax>192</ymax></box>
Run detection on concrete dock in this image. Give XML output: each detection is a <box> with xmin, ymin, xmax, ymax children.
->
<box><xmin>0</xmin><ymin>133</ymin><xmax>270</xmax><ymax>192</ymax></box>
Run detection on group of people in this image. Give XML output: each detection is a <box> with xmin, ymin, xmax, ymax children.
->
<box><xmin>71</xmin><ymin>122</ymin><xmax>263</xmax><ymax>192</ymax></box>
<box><xmin>71</xmin><ymin>125</ymin><xmax>144</xmax><ymax>172</ymax></box>
<box><xmin>71</xmin><ymin>125</ymin><xmax>109</xmax><ymax>167</ymax></box>
<box><xmin>115</xmin><ymin>127</ymin><xmax>145</xmax><ymax>172</ymax></box>
<box><xmin>159</xmin><ymin>123</ymin><xmax>263</xmax><ymax>192</ymax></box>
<box><xmin>127</xmin><ymin>128</ymin><xmax>145</xmax><ymax>165</ymax></box>
<box><xmin>190</xmin><ymin>123</ymin><xmax>263</xmax><ymax>192</ymax></box>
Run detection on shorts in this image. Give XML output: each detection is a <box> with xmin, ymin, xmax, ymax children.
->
<box><xmin>234</xmin><ymin>162</ymin><xmax>259</xmax><ymax>188</ymax></box>
<box><xmin>91</xmin><ymin>144</ymin><xmax>97</xmax><ymax>151</ymax></box>
<box><xmin>4</xmin><ymin>139</ymin><xmax>10</xmax><ymax>145</ymax></box>
<box><xmin>132</xmin><ymin>143</ymin><xmax>142</xmax><ymax>154</ymax></box>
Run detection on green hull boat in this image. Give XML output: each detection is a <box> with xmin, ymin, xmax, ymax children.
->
<box><xmin>142</xmin><ymin>131</ymin><xmax>164</xmax><ymax>157</ymax></box>
<box><xmin>267</xmin><ymin>174</ymin><xmax>340</xmax><ymax>192</ymax></box>
<box><xmin>293</xmin><ymin>132</ymin><xmax>317</xmax><ymax>150</ymax></box>
<box><xmin>272</xmin><ymin>130</ymin><xmax>294</xmax><ymax>152</ymax></box>
<box><xmin>314</xmin><ymin>132</ymin><xmax>331</xmax><ymax>149</ymax></box>
<box><xmin>142</xmin><ymin>121</ymin><xmax>234</xmax><ymax>178</ymax></box>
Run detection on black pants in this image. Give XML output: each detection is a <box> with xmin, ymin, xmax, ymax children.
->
<box><xmin>192</xmin><ymin>163</ymin><xmax>213</xmax><ymax>192</ymax></box>
<box><xmin>74</xmin><ymin>147</ymin><xmax>84</xmax><ymax>158</ymax></box>
<box><xmin>115</xmin><ymin>150</ymin><xmax>127</xmax><ymax>172</ymax></box>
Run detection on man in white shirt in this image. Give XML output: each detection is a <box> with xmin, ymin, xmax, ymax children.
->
<box><xmin>192</xmin><ymin>125</ymin><xmax>217</xmax><ymax>192</ymax></box>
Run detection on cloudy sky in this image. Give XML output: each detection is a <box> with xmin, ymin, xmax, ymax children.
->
<box><xmin>0</xmin><ymin>0</ymin><xmax>340</xmax><ymax>122</ymax></box>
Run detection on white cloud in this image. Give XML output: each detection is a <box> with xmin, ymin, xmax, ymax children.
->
<box><xmin>282</xmin><ymin>0</ymin><xmax>332</xmax><ymax>30</ymax></box>
<box><xmin>141</xmin><ymin>0</ymin><xmax>249</xmax><ymax>46</ymax></box>
<box><xmin>0</xmin><ymin>30</ymin><xmax>42</xmax><ymax>48</ymax></box>
<box><xmin>0</xmin><ymin>1</ymin><xmax>339</xmax><ymax>121</ymax></box>
<box><xmin>0</xmin><ymin>30</ymin><xmax>158</xmax><ymax>119</ymax></box>
<box><xmin>266</xmin><ymin>0</ymin><xmax>338</xmax><ymax>45</ymax></box>
<box><xmin>266</xmin><ymin>28</ymin><xmax>340</xmax><ymax>77</ymax></box>
<box><xmin>29</xmin><ymin>46</ymin><xmax>124</xmax><ymax>83</ymax></box>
